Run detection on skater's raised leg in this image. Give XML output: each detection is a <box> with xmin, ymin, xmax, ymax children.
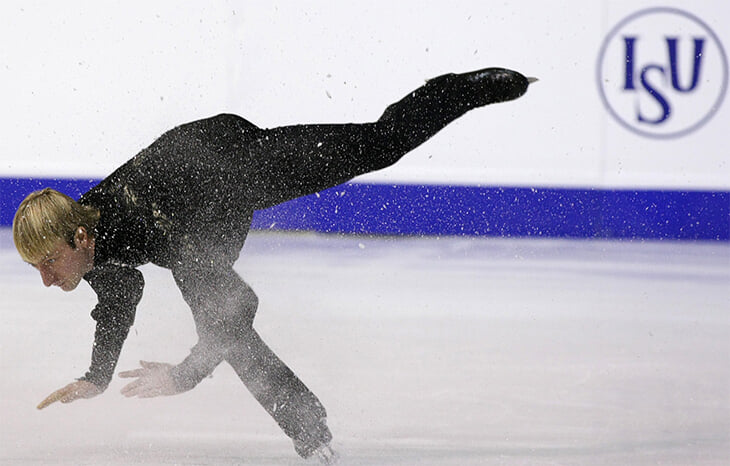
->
<box><xmin>245</xmin><ymin>67</ymin><xmax>533</xmax><ymax>209</ymax></box>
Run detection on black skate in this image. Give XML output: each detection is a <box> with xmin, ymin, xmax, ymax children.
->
<box><xmin>429</xmin><ymin>66</ymin><xmax>537</xmax><ymax>108</ymax></box>
<box><xmin>294</xmin><ymin>439</ymin><xmax>339</xmax><ymax>465</ymax></box>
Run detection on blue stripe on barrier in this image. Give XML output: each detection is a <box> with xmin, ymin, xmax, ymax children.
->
<box><xmin>1</xmin><ymin>177</ymin><xmax>101</xmax><ymax>226</ymax></box>
<box><xmin>1</xmin><ymin>177</ymin><xmax>728</xmax><ymax>240</ymax></box>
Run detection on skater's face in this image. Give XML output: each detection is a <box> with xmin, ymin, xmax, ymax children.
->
<box><xmin>32</xmin><ymin>228</ymin><xmax>95</xmax><ymax>292</ymax></box>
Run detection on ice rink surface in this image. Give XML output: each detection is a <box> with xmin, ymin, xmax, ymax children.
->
<box><xmin>1</xmin><ymin>228</ymin><xmax>728</xmax><ymax>465</ymax></box>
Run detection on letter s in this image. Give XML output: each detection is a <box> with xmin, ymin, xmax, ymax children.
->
<box><xmin>637</xmin><ymin>64</ymin><xmax>671</xmax><ymax>124</ymax></box>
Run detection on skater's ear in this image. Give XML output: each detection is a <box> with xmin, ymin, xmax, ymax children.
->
<box><xmin>73</xmin><ymin>226</ymin><xmax>92</xmax><ymax>249</ymax></box>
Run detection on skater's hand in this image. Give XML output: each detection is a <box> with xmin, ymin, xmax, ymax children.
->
<box><xmin>119</xmin><ymin>360</ymin><xmax>179</xmax><ymax>398</ymax></box>
<box><xmin>37</xmin><ymin>380</ymin><xmax>102</xmax><ymax>410</ymax></box>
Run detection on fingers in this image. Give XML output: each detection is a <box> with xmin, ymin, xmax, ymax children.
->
<box><xmin>37</xmin><ymin>389</ymin><xmax>66</xmax><ymax>410</ymax></box>
<box><xmin>120</xmin><ymin>377</ymin><xmax>160</xmax><ymax>398</ymax></box>
<box><xmin>118</xmin><ymin>368</ymin><xmax>147</xmax><ymax>378</ymax></box>
<box><xmin>120</xmin><ymin>373</ymin><xmax>170</xmax><ymax>398</ymax></box>
<box><xmin>37</xmin><ymin>381</ymin><xmax>99</xmax><ymax>410</ymax></box>
<box><xmin>119</xmin><ymin>361</ymin><xmax>170</xmax><ymax>378</ymax></box>
<box><xmin>120</xmin><ymin>378</ymin><xmax>144</xmax><ymax>397</ymax></box>
<box><xmin>119</xmin><ymin>361</ymin><xmax>177</xmax><ymax>399</ymax></box>
<box><xmin>119</xmin><ymin>362</ymin><xmax>153</xmax><ymax>397</ymax></box>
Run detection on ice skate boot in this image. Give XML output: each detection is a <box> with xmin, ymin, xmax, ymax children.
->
<box><xmin>313</xmin><ymin>443</ymin><xmax>339</xmax><ymax>465</ymax></box>
<box><xmin>294</xmin><ymin>439</ymin><xmax>339</xmax><ymax>465</ymax></box>
<box><xmin>440</xmin><ymin>66</ymin><xmax>536</xmax><ymax>107</ymax></box>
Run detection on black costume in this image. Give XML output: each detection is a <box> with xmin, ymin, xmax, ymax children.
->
<box><xmin>76</xmin><ymin>68</ymin><xmax>529</xmax><ymax>458</ymax></box>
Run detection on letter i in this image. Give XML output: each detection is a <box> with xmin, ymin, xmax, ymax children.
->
<box><xmin>623</xmin><ymin>36</ymin><xmax>637</xmax><ymax>90</ymax></box>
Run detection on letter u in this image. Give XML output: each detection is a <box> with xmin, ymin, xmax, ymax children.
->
<box><xmin>667</xmin><ymin>37</ymin><xmax>705</xmax><ymax>92</ymax></box>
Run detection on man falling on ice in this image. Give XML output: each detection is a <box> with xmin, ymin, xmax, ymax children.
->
<box><xmin>13</xmin><ymin>67</ymin><xmax>534</xmax><ymax>464</ymax></box>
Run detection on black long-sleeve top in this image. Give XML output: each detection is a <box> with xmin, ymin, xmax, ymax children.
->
<box><xmin>77</xmin><ymin>114</ymin><xmax>261</xmax><ymax>390</ymax></box>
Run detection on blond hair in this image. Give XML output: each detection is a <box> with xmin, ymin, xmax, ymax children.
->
<box><xmin>13</xmin><ymin>188</ymin><xmax>100</xmax><ymax>264</ymax></box>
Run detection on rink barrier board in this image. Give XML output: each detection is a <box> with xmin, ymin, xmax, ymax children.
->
<box><xmin>1</xmin><ymin>177</ymin><xmax>728</xmax><ymax>241</ymax></box>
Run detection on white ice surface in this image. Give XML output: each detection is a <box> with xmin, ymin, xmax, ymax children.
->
<box><xmin>1</xmin><ymin>229</ymin><xmax>728</xmax><ymax>465</ymax></box>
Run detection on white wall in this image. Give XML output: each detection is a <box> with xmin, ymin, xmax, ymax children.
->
<box><xmin>1</xmin><ymin>0</ymin><xmax>728</xmax><ymax>190</ymax></box>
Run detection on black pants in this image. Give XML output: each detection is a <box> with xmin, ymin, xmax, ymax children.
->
<box><xmin>168</xmin><ymin>68</ymin><xmax>526</xmax><ymax>457</ymax></box>
<box><xmin>246</xmin><ymin>72</ymin><xmax>481</xmax><ymax>210</ymax></box>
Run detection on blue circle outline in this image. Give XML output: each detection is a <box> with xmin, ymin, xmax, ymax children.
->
<box><xmin>596</xmin><ymin>7</ymin><xmax>728</xmax><ymax>139</ymax></box>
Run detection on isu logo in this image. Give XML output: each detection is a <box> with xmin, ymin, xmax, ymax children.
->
<box><xmin>597</xmin><ymin>7</ymin><xmax>728</xmax><ymax>138</ymax></box>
